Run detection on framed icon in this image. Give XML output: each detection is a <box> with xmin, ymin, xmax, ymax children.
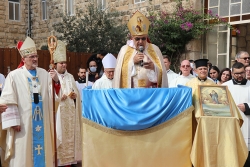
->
<box><xmin>198</xmin><ymin>85</ymin><xmax>233</xmax><ymax>117</ymax></box>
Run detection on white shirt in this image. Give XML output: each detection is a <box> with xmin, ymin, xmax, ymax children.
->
<box><xmin>75</xmin><ymin>81</ymin><xmax>93</xmax><ymax>100</ymax></box>
<box><xmin>169</xmin><ymin>74</ymin><xmax>195</xmax><ymax>88</ymax></box>
<box><xmin>223</xmin><ymin>80</ymin><xmax>250</xmax><ymax>150</ymax></box>
<box><xmin>166</xmin><ymin>70</ymin><xmax>178</xmax><ymax>85</ymax></box>
<box><xmin>92</xmin><ymin>74</ymin><xmax>113</xmax><ymax>89</ymax></box>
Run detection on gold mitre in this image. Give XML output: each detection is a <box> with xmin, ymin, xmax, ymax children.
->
<box><xmin>53</xmin><ymin>40</ymin><xmax>66</xmax><ymax>63</ymax></box>
<box><xmin>127</xmin><ymin>11</ymin><xmax>150</xmax><ymax>36</ymax></box>
<box><xmin>17</xmin><ymin>37</ymin><xmax>37</xmax><ymax>57</ymax></box>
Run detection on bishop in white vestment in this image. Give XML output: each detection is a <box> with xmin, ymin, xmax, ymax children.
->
<box><xmin>92</xmin><ymin>53</ymin><xmax>116</xmax><ymax>89</ymax></box>
<box><xmin>0</xmin><ymin>37</ymin><xmax>56</xmax><ymax>167</ymax></box>
<box><xmin>53</xmin><ymin>40</ymin><xmax>82</xmax><ymax>166</ymax></box>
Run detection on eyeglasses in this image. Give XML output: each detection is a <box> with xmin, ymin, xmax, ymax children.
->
<box><xmin>233</xmin><ymin>72</ymin><xmax>245</xmax><ymax>76</ymax></box>
<box><xmin>26</xmin><ymin>55</ymin><xmax>39</xmax><ymax>59</ymax></box>
<box><xmin>245</xmin><ymin>70</ymin><xmax>250</xmax><ymax>73</ymax></box>
<box><xmin>181</xmin><ymin>65</ymin><xmax>190</xmax><ymax>68</ymax></box>
<box><xmin>134</xmin><ymin>37</ymin><xmax>147</xmax><ymax>41</ymax></box>
<box><xmin>240</xmin><ymin>57</ymin><xmax>250</xmax><ymax>60</ymax></box>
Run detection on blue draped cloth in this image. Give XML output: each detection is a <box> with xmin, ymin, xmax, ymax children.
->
<box><xmin>82</xmin><ymin>87</ymin><xmax>192</xmax><ymax>131</ymax></box>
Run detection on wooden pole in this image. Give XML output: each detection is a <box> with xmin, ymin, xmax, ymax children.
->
<box><xmin>48</xmin><ymin>36</ymin><xmax>58</xmax><ymax>167</ymax></box>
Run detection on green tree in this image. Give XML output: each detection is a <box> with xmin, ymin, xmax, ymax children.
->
<box><xmin>53</xmin><ymin>3</ymin><xmax>128</xmax><ymax>54</ymax></box>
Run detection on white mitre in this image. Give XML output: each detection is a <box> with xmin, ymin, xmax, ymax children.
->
<box><xmin>102</xmin><ymin>53</ymin><xmax>116</xmax><ymax>68</ymax></box>
<box><xmin>18</xmin><ymin>37</ymin><xmax>37</xmax><ymax>57</ymax></box>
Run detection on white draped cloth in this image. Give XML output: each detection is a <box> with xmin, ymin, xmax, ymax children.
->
<box><xmin>92</xmin><ymin>74</ymin><xmax>112</xmax><ymax>89</ymax></box>
<box><xmin>169</xmin><ymin>74</ymin><xmax>195</xmax><ymax>88</ymax></box>
<box><xmin>55</xmin><ymin>70</ymin><xmax>82</xmax><ymax>166</ymax></box>
<box><xmin>166</xmin><ymin>70</ymin><xmax>178</xmax><ymax>85</ymax></box>
<box><xmin>223</xmin><ymin>80</ymin><xmax>250</xmax><ymax>150</ymax></box>
<box><xmin>0</xmin><ymin>67</ymin><xmax>54</xmax><ymax>167</ymax></box>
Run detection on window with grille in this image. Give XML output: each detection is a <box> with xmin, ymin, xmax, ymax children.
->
<box><xmin>134</xmin><ymin>0</ymin><xmax>145</xmax><ymax>4</ymax></box>
<box><xmin>205</xmin><ymin>0</ymin><xmax>250</xmax><ymax>22</ymax></box>
<box><xmin>9</xmin><ymin>0</ymin><xmax>20</xmax><ymax>21</ymax></box>
<box><xmin>42</xmin><ymin>0</ymin><xmax>47</xmax><ymax>20</ymax></box>
<box><xmin>97</xmin><ymin>0</ymin><xmax>106</xmax><ymax>10</ymax></box>
<box><xmin>67</xmin><ymin>0</ymin><xmax>74</xmax><ymax>16</ymax></box>
<box><xmin>203</xmin><ymin>0</ymin><xmax>250</xmax><ymax>68</ymax></box>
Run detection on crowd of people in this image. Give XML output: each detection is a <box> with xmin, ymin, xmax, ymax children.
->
<box><xmin>0</xmin><ymin>10</ymin><xmax>250</xmax><ymax>167</ymax></box>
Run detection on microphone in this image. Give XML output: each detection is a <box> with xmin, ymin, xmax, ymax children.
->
<box><xmin>138</xmin><ymin>46</ymin><xmax>144</xmax><ymax>66</ymax></box>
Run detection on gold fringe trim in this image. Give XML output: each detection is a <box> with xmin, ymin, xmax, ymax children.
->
<box><xmin>147</xmin><ymin>44</ymin><xmax>163</xmax><ymax>87</ymax></box>
<box><xmin>121</xmin><ymin>46</ymin><xmax>134</xmax><ymax>88</ymax></box>
<box><xmin>82</xmin><ymin>106</ymin><xmax>194</xmax><ymax>136</ymax></box>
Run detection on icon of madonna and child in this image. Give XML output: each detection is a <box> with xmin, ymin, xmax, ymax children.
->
<box><xmin>199</xmin><ymin>86</ymin><xmax>232</xmax><ymax>117</ymax></box>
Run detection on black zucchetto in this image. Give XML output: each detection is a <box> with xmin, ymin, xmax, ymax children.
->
<box><xmin>194</xmin><ymin>59</ymin><xmax>209</xmax><ymax>68</ymax></box>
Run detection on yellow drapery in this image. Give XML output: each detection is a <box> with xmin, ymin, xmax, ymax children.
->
<box><xmin>191</xmin><ymin>117</ymin><xmax>248</xmax><ymax>167</ymax></box>
<box><xmin>190</xmin><ymin>87</ymin><xmax>247</xmax><ymax>167</ymax></box>
<box><xmin>81</xmin><ymin>106</ymin><xmax>194</xmax><ymax>167</ymax></box>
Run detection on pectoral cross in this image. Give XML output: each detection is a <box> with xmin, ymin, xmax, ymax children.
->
<box><xmin>35</xmin><ymin>145</ymin><xmax>43</xmax><ymax>155</ymax></box>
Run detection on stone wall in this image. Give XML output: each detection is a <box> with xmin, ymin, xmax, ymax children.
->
<box><xmin>0</xmin><ymin>0</ymin><xmax>28</xmax><ymax>48</ymax></box>
<box><xmin>0</xmin><ymin>0</ymin><xmax>202</xmax><ymax>60</ymax></box>
<box><xmin>237</xmin><ymin>23</ymin><xmax>250</xmax><ymax>55</ymax></box>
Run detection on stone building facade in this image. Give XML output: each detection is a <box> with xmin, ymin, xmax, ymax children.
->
<box><xmin>1</xmin><ymin>0</ymin><xmax>202</xmax><ymax>61</ymax></box>
<box><xmin>0</xmin><ymin>0</ymin><xmax>28</xmax><ymax>48</ymax></box>
<box><xmin>236</xmin><ymin>23</ymin><xmax>250</xmax><ymax>56</ymax></box>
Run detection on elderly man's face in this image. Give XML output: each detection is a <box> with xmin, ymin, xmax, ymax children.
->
<box><xmin>22</xmin><ymin>54</ymin><xmax>39</xmax><ymax>70</ymax></box>
<box><xmin>237</xmin><ymin>53</ymin><xmax>250</xmax><ymax>66</ymax></box>
<box><xmin>132</xmin><ymin>35</ymin><xmax>147</xmax><ymax>50</ymax></box>
<box><xmin>104</xmin><ymin>68</ymin><xmax>115</xmax><ymax>80</ymax></box>
<box><xmin>195</xmin><ymin>66</ymin><xmax>208</xmax><ymax>80</ymax></box>
<box><xmin>180</xmin><ymin>60</ymin><xmax>191</xmax><ymax>76</ymax></box>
